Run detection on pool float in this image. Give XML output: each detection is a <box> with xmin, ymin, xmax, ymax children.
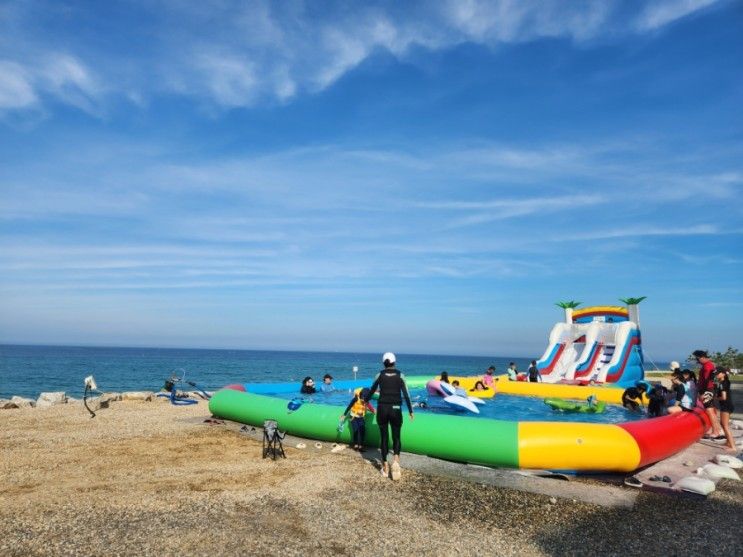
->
<box><xmin>426</xmin><ymin>379</ymin><xmax>484</xmax><ymax>414</ymax></box>
<box><xmin>448</xmin><ymin>375</ymin><xmax>641</xmax><ymax>404</ymax></box>
<box><xmin>209</xmin><ymin>388</ymin><xmax>710</xmax><ymax>473</ymax></box>
<box><xmin>544</xmin><ymin>396</ymin><xmax>606</xmax><ymax>414</ymax></box>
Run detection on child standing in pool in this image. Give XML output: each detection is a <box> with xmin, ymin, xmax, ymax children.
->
<box><xmin>340</xmin><ymin>388</ymin><xmax>376</xmax><ymax>451</ymax></box>
<box><xmin>482</xmin><ymin>366</ymin><xmax>496</xmax><ymax>388</ymax></box>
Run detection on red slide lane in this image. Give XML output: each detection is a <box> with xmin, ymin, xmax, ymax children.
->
<box><xmin>539</xmin><ymin>343</ymin><xmax>565</xmax><ymax>374</ymax></box>
<box><xmin>574</xmin><ymin>342</ymin><xmax>603</xmax><ymax>379</ymax></box>
<box><xmin>619</xmin><ymin>409</ymin><xmax>709</xmax><ymax>468</ymax></box>
<box><xmin>604</xmin><ymin>335</ymin><xmax>640</xmax><ymax>383</ymax></box>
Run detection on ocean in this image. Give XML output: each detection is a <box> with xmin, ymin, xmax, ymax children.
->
<box><xmin>0</xmin><ymin>344</ymin><xmax>541</xmax><ymax>399</ymax></box>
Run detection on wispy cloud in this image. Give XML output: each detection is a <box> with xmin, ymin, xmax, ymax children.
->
<box><xmin>556</xmin><ymin>224</ymin><xmax>720</xmax><ymax>241</ymax></box>
<box><xmin>0</xmin><ymin>61</ymin><xmax>37</xmax><ymax>109</ymax></box>
<box><xmin>0</xmin><ymin>53</ymin><xmax>103</xmax><ymax>114</ymax></box>
<box><xmin>420</xmin><ymin>194</ymin><xmax>607</xmax><ymax>228</ymax></box>
<box><xmin>635</xmin><ymin>0</ymin><xmax>719</xmax><ymax>31</ymax></box>
<box><xmin>0</xmin><ymin>1</ymin><xmax>725</xmax><ymax>113</ymax></box>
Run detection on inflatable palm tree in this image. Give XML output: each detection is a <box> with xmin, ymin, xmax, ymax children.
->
<box><xmin>620</xmin><ymin>296</ymin><xmax>646</xmax><ymax>326</ymax></box>
<box><xmin>555</xmin><ymin>300</ymin><xmax>581</xmax><ymax>323</ymax></box>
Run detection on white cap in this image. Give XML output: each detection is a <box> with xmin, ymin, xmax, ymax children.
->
<box><xmin>670</xmin><ymin>361</ymin><xmax>680</xmax><ymax>370</ymax></box>
<box><xmin>382</xmin><ymin>352</ymin><xmax>396</xmax><ymax>365</ymax></box>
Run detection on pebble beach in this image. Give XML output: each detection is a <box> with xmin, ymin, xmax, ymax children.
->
<box><xmin>2</xmin><ymin>398</ymin><xmax>742</xmax><ymax>556</ymax></box>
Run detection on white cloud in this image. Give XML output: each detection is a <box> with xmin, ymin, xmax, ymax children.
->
<box><xmin>556</xmin><ymin>224</ymin><xmax>719</xmax><ymax>241</ymax></box>
<box><xmin>419</xmin><ymin>193</ymin><xmax>607</xmax><ymax>228</ymax></box>
<box><xmin>0</xmin><ymin>61</ymin><xmax>37</xmax><ymax>109</ymax></box>
<box><xmin>197</xmin><ymin>53</ymin><xmax>259</xmax><ymax>107</ymax></box>
<box><xmin>635</xmin><ymin>0</ymin><xmax>718</xmax><ymax>31</ymax></box>
<box><xmin>0</xmin><ymin>1</ymin><xmax>725</xmax><ymax>112</ymax></box>
<box><xmin>0</xmin><ymin>53</ymin><xmax>102</xmax><ymax>115</ymax></box>
<box><xmin>40</xmin><ymin>53</ymin><xmax>103</xmax><ymax>112</ymax></box>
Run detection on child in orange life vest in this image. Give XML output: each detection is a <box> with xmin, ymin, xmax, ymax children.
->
<box><xmin>340</xmin><ymin>387</ymin><xmax>376</xmax><ymax>451</ymax></box>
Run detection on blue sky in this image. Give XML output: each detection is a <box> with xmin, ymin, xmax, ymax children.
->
<box><xmin>0</xmin><ymin>0</ymin><xmax>741</xmax><ymax>360</ymax></box>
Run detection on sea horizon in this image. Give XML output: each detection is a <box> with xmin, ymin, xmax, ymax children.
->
<box><xmin>2</xmin><ymin>343</ymin><xmax>584</xmax><ymax>400</ymax></box>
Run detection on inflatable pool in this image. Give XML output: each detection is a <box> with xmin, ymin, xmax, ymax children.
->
<box><xmin>209</xmin><ymin>382</ymin><xmax>709</xmax><ymax>473</ymax></box>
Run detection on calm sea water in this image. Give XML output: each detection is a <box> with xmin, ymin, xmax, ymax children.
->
<box><xmin>0</xmin><ymin>344</ymin><xmax>539</xmax><ymax>399</ymax></box>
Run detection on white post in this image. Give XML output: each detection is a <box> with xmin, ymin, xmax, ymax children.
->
<box><xmin>628</xmin><ymin>304</ymin><xmax>640</xmax><ymax>327</ymax></box>
<box><xmin>564</xmin><ymin>308</ymin><xmax>573</xmax><ymax>324</ymax></box>
<box><xmin>352</xmin><ymin>366</ymin><xmax>358</xmax><ymax>381</ymax></box>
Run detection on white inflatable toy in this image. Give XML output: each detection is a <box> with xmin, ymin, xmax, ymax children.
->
<box><xmin>676</xmin><ymin>476</ymin><xmax>716</xmax><ymax>495</ymax></box>
<box><xmin>426</xmin><ymin>380</ymin><xmax>483</xmax><ymax>414</ymax></box>
<box><xmin>714</xmin><ymin>454</ymin><xmax>743</xmax><ymax>469</ymax></box>
<box><xmin>702</xmin><ymin>463</ymin><xmax>740</xmax><ymax>481</ymax></box>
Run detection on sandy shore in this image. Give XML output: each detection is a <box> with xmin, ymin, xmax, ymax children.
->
<box><xmin>2</xmin><ymin>400</ymin><xmax>741</xmax><ymax>556</ymax></box>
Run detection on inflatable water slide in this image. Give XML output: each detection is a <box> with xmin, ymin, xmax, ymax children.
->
<box><xmin>536</xmin><ymin>303</ymin><xmax>644</xmax><ymax>387</ymax></box>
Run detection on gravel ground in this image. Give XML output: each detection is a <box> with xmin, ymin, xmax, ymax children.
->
<box><xmin>1</xmin><ymin>400</ymin><xmax>741</xmax><ymax>556</ymax></box>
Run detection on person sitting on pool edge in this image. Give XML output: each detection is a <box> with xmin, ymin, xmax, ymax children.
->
<box><xmin>667</xmin><ymin>370</ymin><xmax>696</xmax><ymax>413</ymax></box>
<box><xmin>621</xmin><ymin>383</ymin><xmax>647</xmax><ymax>412</ymax></box>
<box><xmin>300</xmin><ymin>376</ymin><xmax>316</xmax><ymax>394</ymax></box>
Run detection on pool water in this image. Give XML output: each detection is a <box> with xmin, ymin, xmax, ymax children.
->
<box><xmin>272</xmin><ymin>388</ymin><xmax>645</xmax><ymax>424</ymax></box>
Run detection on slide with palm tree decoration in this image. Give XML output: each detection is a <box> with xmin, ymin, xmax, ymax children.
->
<box><xmin>535</xmin><ymin>298</ymin><xmax>646</xmax><ymax>387</ymax></box>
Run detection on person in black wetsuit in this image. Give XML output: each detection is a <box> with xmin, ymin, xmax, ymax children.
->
<box><xmin>300</xmin><ymin>376</ymin><xmax>316</xmax><ymax>394</ymax></box>
<box><xmin>527</xmin><ymin>360</ymin><xmax>541</xmax><ymax>383</ymax></box>
<box><xmin>365</xmin><ymin>352</ymin><xmax>413</xmax><ymax>480</ymax></box>
<box><xmin>621</xmin><ymin>383</ymin><xmax>647</xmax><ymax>412</ymax></box>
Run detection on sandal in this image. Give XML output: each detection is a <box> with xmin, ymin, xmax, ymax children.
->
<box><xmin>391</xmin><ymin>461</ymin><xmax>401</xmax><ymax>481</ymax></box>
<box><xmin>624</xmin><ymin>476</ymin><xmax>642</xmax><ymax>488</ymax></box>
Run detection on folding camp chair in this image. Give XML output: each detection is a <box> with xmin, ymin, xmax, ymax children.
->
<box><xmin>262</xmin><ymin>420</ymin><xmax>286</xmax><ymax>460</ymax></box>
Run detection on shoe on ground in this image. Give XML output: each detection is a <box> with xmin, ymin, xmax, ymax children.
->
<box><xmin>391</xmin><ymin>461</ymin><xmax>401</xmax><ymax>481</ymax></box>
<box><xmin>380</xmin><ymin>467</ymin><xmax>389</xmax><ymax>478</ymax></box>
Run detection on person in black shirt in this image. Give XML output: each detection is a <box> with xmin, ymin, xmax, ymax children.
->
<box><xmin>715</xmin><ymin>368</ymin><xmax>737</xmax><ymax>452</ymax></box>
<box><xmin>621</xmin><ymin>384</ymin><xmax>647</xmax><ymax>412</ymax></box>
<box><xmin>365</xmin><ymin>352</ymin><xmax>413</xmax><ymax>480</ymax></box>
<box><xmin>300</xmin><ymin>376</ymin><xmax>316</xmax><ymax>394</ymax></box>
<box><xmin>527</xmin><ymin>360</ymin><xmax>541</xmax><ymax>383</ymax></box>
<box><xmin>646</xmin><ymin>384</ymin><xmax>669</xmax><ymax>417</ymax></box>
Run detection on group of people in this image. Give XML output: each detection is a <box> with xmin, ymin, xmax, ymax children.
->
<box><xmin>299</xmin><ymin>353</ymin><xmax>412</xmax><ymax>481</ymax></box>
<box><xmin>504</xmin><ymin>361</ymin><xmax>542</xmax><ymax>382</ymax></box>
<box><xmin>300</xmin><ymin>373</ymin><xmax>335</xmax><ymax>394</ymax></box>
<box><xmin>621</xmin><ymin>350</ymin><xmax>736</xmax><ymax>452</ymax></box>
<box><xmin>442</xmin><ymin>361</ymin><xmax>542</xmax><ymax>388</ymax></box>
